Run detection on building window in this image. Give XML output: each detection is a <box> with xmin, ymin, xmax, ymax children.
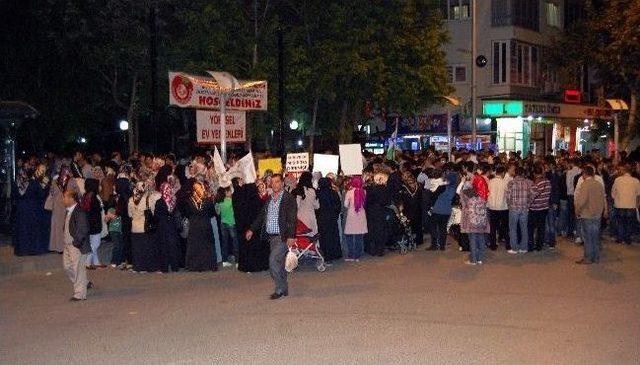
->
<box><xmin>492</xmin><ymin>41</ymin><xmax>508</xmax><ymax>84</ymax></box>
<box><xmin>447</xmin><ymin>65</ymin><xmax>467</xmax><ymax>84</ymax></box>
<box><xmin>442</xmin><ymin>0</ymin><xmax>471</xmax><ymax>20</ymax></box>
<box><xmin>510</xmin><ymin>40</ymin><xmax>540</xmax><ymax>87</ymax></box>
<box><xmin>492</xmin><ymin>0</ymin><xmax>539</xmax><ymax>31</ymax></box>
<box><xmin>546</xmin><ymin>1</ymin><xmax>562</xmax><ymax>28</ymax></box>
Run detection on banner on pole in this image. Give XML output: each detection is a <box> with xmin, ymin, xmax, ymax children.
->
<box><xmin>196</xmin><ymin>110</ymin><xmax>246</xmax><ymax>143</ymax></box>
<box><xmin>169</xmin><ymin>72</ymin><xmax>267</xmax><ymax>111</ymax></box>
<box><xmin>313</xmin><ymin>154</ymin><xmax>339</xmax><ymax>177</ymax></box>
<box><xmin>339</xmin><ymin>144</ymin><xmax>364</xmax><ymax>176</ymax></box>
<box><xmin>258</xmin><ymin>158</ymin><xmax>282</xmax><ymax>177</ymax></box>
<box><xmin>286</xmin><ymin>153</ymin><xmax>309</xmax><ymax>174</ymax></box>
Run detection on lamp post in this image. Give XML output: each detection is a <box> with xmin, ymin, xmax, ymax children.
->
<box><xmin>119</xmin><ymin>120</ymin><xmax>129</xmax><ymax>155</ymax></box>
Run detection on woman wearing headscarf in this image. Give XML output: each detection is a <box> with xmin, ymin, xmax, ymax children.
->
<box><xmin>13</xmin><ymin>165</ymin><xmax>50</xmax><ymax>256</ymax></box>
<box><xmin>291</xmin><ymin>171</ymin><xmax>319</xmax><ymax>235</ymax></box>
<box><xmin>154</xmin><ymin>182</ymin><xmax>181</xmax><ymax>272</ymax></box>
<box><xmin>399</xmin><ymin>170</ymin><xmax>423</xmax><ymax>246</ymax></box>
<box><xmin>183</xmin><ymin>181</ymin><xmax>217</xmax><ymax>271</ymax></box>
<box><xmin>428</xmin><ymin>171</ymin><xmax>459</xmax><ymax>251</ymax></box>
<box><xmin>128</xmin><ymin>181</ymin><xmax>160</xmax><ymax>273</ymax></box>
<box><xmin>235</xmin><ymin>178</ymin><xmax>269</xmax><ymax>272</ymax></box>
<box><xmin>115</xmin><ymin>165</ymin><xmax>134</xmax><ymax>268</ymax></box>
<box><xmin>316</xmin><ymin>177</ymin><xmax>342</xmax><ymax>262</ymax></box>
<box><xmin>46</xmin><ymin>165</ymin><xmax>79</xmax><ymax>253</ymax></box>
<box><xmin>343</xmin><ymin>176</ymin><xmax>368</xmax><ymax>261</ymax></box>
<box><xmin>364</xmin><ymin>173</ymin><xmax>392</xmax><ymax>256</ymax></box>
<box><xmin>81</xmin><ymin>178</ymin><xmax>104</xmax><ymax>269</ymax></box>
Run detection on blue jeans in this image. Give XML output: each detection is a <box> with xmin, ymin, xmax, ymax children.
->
<box><xmin>580</xmin><ymin>218</ymin><xmax>601</xmax><ymax>262</ymax></box>
<box><xmin>468</xmin><ymin>233</ymin><xmax>486</xmax><ymax>263</ymax></box>
<box><xmin>110</xmin><ymin>231</ymin><xmax>124</xmax><ymax>265</ymax></box>
<box><xmin>545</xmin><ymin>205</ymin><xmax>557</xmax><ymax>246</ymax></box>
<box><xmin>615</xmin><ymin>208</ymin><xmax>636</xmax><ymax>244</ymax></box>
<box><xmin>220</xmin><ymin>223</ymin><xmax>239</xmax><ymax>262</ymax></box>
<box><xmin>509</xmin><ymin>209</ymin><xmax>528</xmax><ymax>251</ymax></box>
<box><xmin>557</xmin><ymin>200</ymin><xmax>569</xmax><ymax>236</ymax></box>
<box><xmin>345</xmin><ymin>234</ymin><xmax>364</xmax><ymax>259</ymax></box>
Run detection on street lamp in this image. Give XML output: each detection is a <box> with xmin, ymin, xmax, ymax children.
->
<box><xmin>78</xmin><ymin>137</ymin><xmax>87</xmax><ymax>144</ymax></box>
<box><xmin>289</xmin><ymin>120</ymin><xmax>299</xmax><ymax>130</ymax></box>
<box><xmin>119</xmin><ymin>120</ymin><xmax>129</xmax><ymax>131</ymax></box>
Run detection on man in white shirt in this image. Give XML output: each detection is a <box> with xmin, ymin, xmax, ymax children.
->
<box><xmin>565</xmin><ymin>160</ymin><xmax>582</xmax><ymax>238</ymax></box>
<box><xmin>487</xmin><ymin>166</ymin><xmax>512</xmax><ymax>250</ymax></box>
<box><xmin>611</xmin><ymin>165</ymin><xmax>640</xmax><ymax>244</ymax></box>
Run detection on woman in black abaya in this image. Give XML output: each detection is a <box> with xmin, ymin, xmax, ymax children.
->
<box><xmin>233</xmin><ymin>178</ymin><xmax>269</xmax><ymax>272</ymax></box>
<box><xmin>316</xmin><ymin>177</ymin><xmax>342</xmax><ymax>262</ymax></box>
<box><xmin>184</xmin><ymin>181</ymin><xmax>217</xmax><ymax>272</ymax></box>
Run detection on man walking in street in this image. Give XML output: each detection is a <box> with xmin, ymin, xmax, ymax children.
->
<box><xmin>506</xmin><ymin>167</ymin><xmax>532</xmax><ymax>254</ymax></box>
<box><xmin>62</xmin><ymin>190</ymin><xmax>92</xmax><ymax>301</ymax></box>
<box><xmin>246</xmin><ymin>174</ymin><xmax>297</xmax><ymax>300</ymax></box>
<box><xmin>611</xmin><ymin>164</ymin><xmax>640</xmax><ymax>245</ymax></box>
<box><xmin>574</xmin><ymin>166</ymin><xmax>605</xmax><ymax>264</ymax></box>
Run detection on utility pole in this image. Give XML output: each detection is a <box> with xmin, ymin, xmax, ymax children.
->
<box><xmin>277</xmin><ymin>1</ymin><xmax>285</xmax><ymax>158</ymax></box>
<box><xmin>470</xmin><ymin>0</ymin><xmax>477</xmax><ymax>149</ymax></box>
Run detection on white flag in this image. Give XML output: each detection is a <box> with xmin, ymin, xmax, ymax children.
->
<box><xmin>235</xmin><ymin>151</ymin><xmax>257</xmax><ymax>184</ymax></box>
<box><xmin>213</xmin><ymin>146</ymin><xmax>226</xmax><ymax>175</ymax></box>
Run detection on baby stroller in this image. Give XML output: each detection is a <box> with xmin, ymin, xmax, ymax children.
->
<box><xmin>289</xmin><ymin>220</ymin><xmax>327</xmax><ymax>272</ymax></box>
<box><xmin>386</xmin><ymin>204</ymin><xmax>416</xmax><ymax>255</ymax></box>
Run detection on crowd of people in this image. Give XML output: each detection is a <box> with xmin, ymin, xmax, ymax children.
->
<box><xmin>10</xmin><ymin>147</ymin><xmax>640</xmax><ymax>300</ymax></box>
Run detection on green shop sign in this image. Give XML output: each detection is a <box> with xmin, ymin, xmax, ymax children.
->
<box><xmin>483</xmin><ymin>101</ymin><xmax>524</xmax><ymax>116</ymax></box>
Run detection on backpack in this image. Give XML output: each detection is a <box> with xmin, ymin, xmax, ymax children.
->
<box><xmin>467</xmin><ymin>196</ymin><xmax>488</xmax><ymax>229</ymax></box>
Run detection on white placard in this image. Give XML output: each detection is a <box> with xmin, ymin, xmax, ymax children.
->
<box><xmin>313</xmin><ymin>154</ymin><xmax>339</xmax><ymax>177</ymax></box>
<box><xmin>286</xmin><ymin>153</ymin><xmax>309</xmax><ymax>173</ymax></box>
<box><xmin>339</xmin><ymin>144</ymin><xmax>364</xmax><ymax>176</ymax></box>
<box><xmin>196</xmin><ymin>110</ymin><xmax>246</xmax><ymax>143</ymax></box>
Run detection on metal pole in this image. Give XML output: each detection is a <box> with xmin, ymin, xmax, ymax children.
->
<box><xmin>470</xmin><ymin>0</ymin><xmax>477</xmax><ymax>149</ymax></box>
<box><xmin>220</xmin><ymin>93</ymin><xmax>228</xmax><ymax>162</ymax></box>
<box><xmin>614</xmin><ymin>113</ymin><xmax>619</xmax><ymax>161</ymax></box>
<box><xmin>277</xmin><ymin>2</ymin><xmax>285</xmax><ymax>158</ymax></box>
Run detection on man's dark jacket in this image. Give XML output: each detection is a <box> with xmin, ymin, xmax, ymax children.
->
<box><xmin>69</xmin><ymin>206</ymin><xmax>91</xmax><ymax>254</ymax></box>
<box><xmin>250</xmin><ymin>190</ymin><xmax>298</xmax><ymax>242</ymax></box>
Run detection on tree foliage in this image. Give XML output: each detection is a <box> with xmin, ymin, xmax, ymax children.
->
<box><xmin>1</xmin><ymin>0</ymin><xmax>451</xmax><ymax>154</ymax></box>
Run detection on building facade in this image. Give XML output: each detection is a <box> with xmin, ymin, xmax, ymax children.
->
<box><xmin>428</xmin><ymin>0</ymin><xmax>612</xmax><ymax>155</ymax></box>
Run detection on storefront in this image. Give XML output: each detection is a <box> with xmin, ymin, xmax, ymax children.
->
<box><xmin>482</xmin><ymin>100</ymin><xmax>613</xmax><ymax>155</ymax></box>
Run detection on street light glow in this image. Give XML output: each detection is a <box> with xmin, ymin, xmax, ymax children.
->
<box><xmin>119</xmin><ymin>120</ymin><xmax>129</xmax><ymax>131</ymax></box>
<box><xmin>297</xmin><ymin>139</ymin><xmax>303</xmax><ymax>146</ymax></box>
<box><xmin>290</xmin><ymin>120</ymin><xmax>299</xmax><ymax>130</ymax></box>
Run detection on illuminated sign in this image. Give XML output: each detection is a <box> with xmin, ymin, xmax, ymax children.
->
<box><xmin>483</xmin><ymin>101</ymin><xmax>524</xmax><ymax>116</ymax></box>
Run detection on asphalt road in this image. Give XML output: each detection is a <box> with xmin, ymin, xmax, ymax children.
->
<box><xmin>1</xmin><ymin>238</ymin><xmax>639</xmax><ymax>365</ymax></box>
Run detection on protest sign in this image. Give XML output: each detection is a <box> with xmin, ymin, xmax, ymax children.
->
<box><xmin>339</xmin><ymin>144</ymin><xmax>364</xmax><ymax>176</ymax></box>
<box><xmin>313</xmin><ymin>154</ymin><xmax>339</xmax><ymax>177</ymax></box>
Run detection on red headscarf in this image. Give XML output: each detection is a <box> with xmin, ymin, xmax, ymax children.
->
<box><xmin>472</xmin><ymin>174</ymin><xmax>489</xmax><ymax>201</ymax></box>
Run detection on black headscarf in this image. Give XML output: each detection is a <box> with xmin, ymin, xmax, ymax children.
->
<box><xmin>292</xmin><ymin>171</ymin><xmax>314</xmax><ymax>200</ymax></box>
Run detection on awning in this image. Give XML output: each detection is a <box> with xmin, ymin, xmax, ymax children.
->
<box><xmin>482</xmin><ymin>100</ymin><xmax>613</xmax><ymax>120</ymax></box>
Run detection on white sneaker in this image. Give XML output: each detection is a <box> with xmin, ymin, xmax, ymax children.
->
<box><xmin>465</xmin><ymin>260</ymin><xmax>477</xmax><ymax>265</ymax></box>
<box><xmin>507</xmin><ymin>249</ymin><xmax>518</xmax><ymax>254</ymax></box>
<box><xmin>518</xmin><ymin>250</ymin><xmax>528</xmax><ymax>254</ymax></box>
<box><xmin>477</xmin><ymin>261</ymin><xmax>483</xmax><ymax>265</ymax></box>
<box><xmin>575</xmin><ymin>237</ymin><xmax>582</xmax><ymax>243</ymax></box>
<box><xmin>222</xmin><ymin>262</ymin><xmax>233</xmax><ymax>267</ymax></box>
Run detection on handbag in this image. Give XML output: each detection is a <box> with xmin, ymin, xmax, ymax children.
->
<box><xmin>144</xmin><ymin>195</ymin><xmax>158</xmax><ymax>233</ymax></box>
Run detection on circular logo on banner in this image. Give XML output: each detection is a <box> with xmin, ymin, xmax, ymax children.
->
<box><xmin>171</xmin><ymin>74</ymin><xmax>193</xmax><ymax>105</ymax></box>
